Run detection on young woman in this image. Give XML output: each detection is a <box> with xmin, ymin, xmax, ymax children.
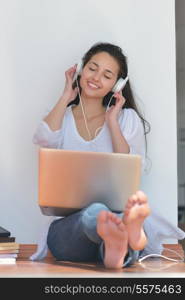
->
<box><xmin>32</xmin><ymin>43</ymin><xmax>184</xmax><ymax>268</ymax></box>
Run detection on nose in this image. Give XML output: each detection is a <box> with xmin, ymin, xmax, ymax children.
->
<box><xmin>92</xmin><ymin>71</ymin><xmax>101</xmax><ymax>82</ymax></box>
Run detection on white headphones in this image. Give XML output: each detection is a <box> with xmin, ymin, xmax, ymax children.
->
<box><xmin>73</xmin><ymin>60</ymin><xmax>129</xmax><ymax>93</ymax></box>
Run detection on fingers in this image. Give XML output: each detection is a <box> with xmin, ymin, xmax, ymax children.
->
<box><xmin>65</xmin><ymin>65</ymin><xmax>77</xmax><ymax>81</ymax></box>
<box><xmin>108</xmin><ymin>93</ymin><xmax>125</xmax><ymax>116</ymax></box>
<box><xmin>114</xmin><ymin>92</ymin><xmax>126</xmax><ymax>106</ymax></box>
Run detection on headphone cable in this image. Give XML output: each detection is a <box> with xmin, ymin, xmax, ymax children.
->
<box><xmin>138</xmin><ymin>247</ymin><xmax>185</xmax><ymax>263</ymax></box>
<box><xmin>76</xmin><ymin>78</ymin><xmax>115</xmax><ymax>140</ymax></box>
<box><xmin>76</xmin><ymin>80</ymin><xmax>92</xmax><ymax>141</ymax></box>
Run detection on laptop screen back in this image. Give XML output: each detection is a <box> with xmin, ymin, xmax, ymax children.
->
<box><xmin>38</xmin><ymin>148</ymin><xmax>141</xmax><ymax>216</ymax></box>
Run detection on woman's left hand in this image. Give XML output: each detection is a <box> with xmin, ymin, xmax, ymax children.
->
<box><xmin>105</xmin><ymin>92</ymin><xmax>126</xmax><ymax>125</ymax></box>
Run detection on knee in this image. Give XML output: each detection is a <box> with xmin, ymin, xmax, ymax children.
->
<box><xmin>81</xmin><ymin>202</ymin><xmax>109</xmax><ymax>244</ymax></box>
<box><xmin>81</xmin><ymin>202</ymin><xmax>109</xmax><ymax>227</ymax></box>
<box><xmin>82</xmin><ymin>202</ymin><xmax>109</xmax><ymax>216</ymax></box>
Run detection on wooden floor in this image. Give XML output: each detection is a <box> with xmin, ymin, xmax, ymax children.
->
<box><xmin>0</xmin><ymin>244</ymin><xmax>184</xmax><ymax>278</ymax></box>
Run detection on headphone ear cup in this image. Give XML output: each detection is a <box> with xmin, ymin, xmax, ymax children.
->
<box><xmin>73</xmin><ymin>60</ymin><xmax>83</xmax><ymax>82</ymax></box>
<box><xmin>112</xmin><ymin>76</ymin><xmax>129</xmax><ymax>93</ymax></box>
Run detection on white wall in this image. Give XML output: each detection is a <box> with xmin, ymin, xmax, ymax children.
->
<box><xmin>0</xmin><ymin>0</ymin><xmax>177</xmax><ymax>243</ymax></box>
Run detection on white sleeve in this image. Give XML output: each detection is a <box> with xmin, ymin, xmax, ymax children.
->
<box><xmin>120</xmin><ymin>109</ymin><xmax>146</xmax><ymax>167</ymax></box>
<box><xmin>32</xmin><ymin>120</ymin><xmax>64</xmax><ymax>148</ymax></box>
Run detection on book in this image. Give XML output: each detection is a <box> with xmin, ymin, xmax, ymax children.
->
<box><xmin>0</xmin><ymin>249</ymin><xmax>19</xmax><ymax>254</ymax></box>
<box><xmin>0</xmin><ymin>253</ymin><xmax>18</xmax><ymax>258</ymax></box>
<box><xmin>0</xmin><ymin>258</ymin><xmax>16</xmax><ymax>264</ymax></box>
<box><xmin>0</xmin><ymin>226</ymin><xmax>10</xmax><ymax>237</ymax></box>
<box><xmin>0</xmin><ymin>237</ymin><xmax>15</xmax><ymax>243</ymax></box>
<box><xmin>0</xmin><ymin>242</ymin><xmax>19</xmax><ymax>250</ymax></box>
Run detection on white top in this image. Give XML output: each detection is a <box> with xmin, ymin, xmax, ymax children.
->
<box><xmin>33</xmin><ymin>106</ymin><xmax>146</xmax><ymax>167</ymax></box>
<box><xmin>30</xmin><ymin>106</ymin><xmax>185</xmax><ymax>261</ymax></box>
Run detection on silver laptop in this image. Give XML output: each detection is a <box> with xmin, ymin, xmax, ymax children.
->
<box><xmin>38</xmin><ymin>148</ymin><xmax>141</xmax><ymax>216</ymax></box>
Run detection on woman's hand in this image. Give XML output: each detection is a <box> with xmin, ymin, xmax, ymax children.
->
<box><xmin>62</xmin><ymin>65</ymin><xmax>78</xmax><ymax>104</ymax></box>
<box><xmin>105</xmin><ymin>91</ymin><xmax>126</xmax><ymax>126</ymax></box>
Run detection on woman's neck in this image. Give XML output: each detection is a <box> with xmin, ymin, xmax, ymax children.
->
<box><xmin>77</xmin><ymin>93</ymin><xmax>105</xmax><ymax>118</ymax></box>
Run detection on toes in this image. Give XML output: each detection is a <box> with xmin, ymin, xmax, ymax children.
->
<box><xmin>98</xmin><ymin>211</ymin><xmax>123</xmax><ymax>227</ymax></box>
<box><xmin>130</xmin><ymin>194</ymin><xmax>138</xmax><ymax>204</ymax></box>
<box><xmin>114</xmin><ymin>216</ymin><xmax>122</xmax><ymax>225</ymax></box>
<box><xmin>124</xmin><ymin>202</ymin><xmax>131</xmax><ymax>210</ymax></box>
<box><xmin>107</xmin><ymin>211</ymin><xmax>112</xmax><ymax>218</ymax></box>
<box><xmin>136</xmin><ymin>191</ymin><xmax>148</xmax><ymax>204</ymax></box>
<box><xmin>97</xmin><ymin>210</ymin><xmax>108</xmax><ymax>223</ymax></box>
<box><xmin>127</xmin><ymin>191</ymin><xmax>148</xmax><ymax>207</ymax></box>
<box><xmin>118</xmin><ymin>222</ymin><xmax>126</xmax><ymax>232</ymax></box>
<box><xmin>124</xmin><ymin>208</ymin><xmax>130</xmax><ymax>216</ymax></box>
<box><xmin>108</xmin><ymin>213</ymin><xmax>122</xmax><ymax>226</ymax></box>
<box><xmin>125</xmin><ymin>195</ymin><xmax>137</xmax><ymax>209</ymax></box>
<box><xmin>110</xmin><ymin>213</ymin><xmax>117</xmax><ymax>222</ymax></box>
<box><xmin>125</xmin><ymin>199</ymin><xmax>133</xmax><ymax>209</ymax></box>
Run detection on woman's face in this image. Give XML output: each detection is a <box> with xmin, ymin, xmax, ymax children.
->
<box><xmin>80</xmin><ymin>52</ymin><xmax>120</xmax><ymax>99</ymax></box>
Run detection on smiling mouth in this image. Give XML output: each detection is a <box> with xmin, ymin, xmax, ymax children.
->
<box><xmin>87</xmin><ymin>81</ymin><xmax>100</xmax><ymax>89</ymax></box>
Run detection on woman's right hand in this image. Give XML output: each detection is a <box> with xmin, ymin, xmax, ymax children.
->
<box><xmin>61</xmin><ymin>65</ymin><xmax>78</xmax><ymax>104</ymax></box>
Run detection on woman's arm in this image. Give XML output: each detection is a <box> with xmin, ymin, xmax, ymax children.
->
<box><xmin>44</xmin><ymin>66</ymin><xmax>78</xmax><ymax>131</ymax></box>
<box><xmin>106</xmin><ymin>92</ymin><xmax>130</xmax><ymax>153</ymax></box>
<box><xmin>107</xmin><ymin>119</ymin><xmax>130</xmax><ymax>153</ymax></box>
<box><xmin>43</xmin><ymin>96</ymin><xmax>69</xmax><ymax>131</ymax></box>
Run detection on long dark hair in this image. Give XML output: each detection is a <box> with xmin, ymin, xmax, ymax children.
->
<box><xmin>69</xmin><ymin>42</ymin><xmax>150</xmax><ymax>151</ymax></box>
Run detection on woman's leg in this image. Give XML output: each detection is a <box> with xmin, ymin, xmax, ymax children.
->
<box><xmin>82</xmin><ymin>203</ymin><xmax>140</xmax><ymax>268</ymax></box>
<box><xmin>47</xmin><ymin>203</ymin><xmax>110</xmax><ymax>262</ymax></box>
<box><xmin>47</xmin><ymin>196</ymin><xmax>147</xmax><ymax>267</ymax></box>
<box><xmin>97</xmin><ymin>191</ymin><xmax>150</xmax><ymax>269</ymax></box>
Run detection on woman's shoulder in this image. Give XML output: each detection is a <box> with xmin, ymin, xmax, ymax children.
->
<box><xmin>120</xmin><ymin>108</ymin><xmax>140</xmax><ymax>122</ymax></box>
<box><xmin>119</xmin><ymin>108</ymin><xmax>144</xmax><ymax>134</ymax></box>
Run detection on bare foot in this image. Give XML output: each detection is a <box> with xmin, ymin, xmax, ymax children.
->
<box><xmin>97</xmin><ymin>211</ymin><xmax>128</xmax><ymax>269</ymax></box>
<box><xmin>123</xmin><ymin>191</ymin><xmax>151</xmax><ymax>251</ymax></box>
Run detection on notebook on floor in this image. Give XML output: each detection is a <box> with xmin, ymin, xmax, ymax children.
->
<box><xmin>38</xmin><ymin>148</ymin><xmax>142</xmax><ymax>216</ymax></box>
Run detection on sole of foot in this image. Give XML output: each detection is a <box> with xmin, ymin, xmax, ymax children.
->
<box><xmin>97</xmin><ymin>210</ymin><xmax>128</xmax><ymax>269</ymax></box>
<box><xmin>123</xmin><ymin>190</ymin><xmax>151</xmax><ymax>251</ymax></box>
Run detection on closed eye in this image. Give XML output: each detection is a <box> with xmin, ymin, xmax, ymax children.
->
<box><xmin>89</xmin><ymin>67</ymin><xmax>96</xmax><ymax>71</ymax></box>
<box><xmin>89</xmin><ymin>66</ymin><xmax>111</xmax><ymax>79</ymax></box>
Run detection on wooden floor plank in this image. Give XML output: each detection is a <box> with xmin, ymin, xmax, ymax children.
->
<box><xmin>17</xmin><ymin>243</ymin><xmax>184</xmax><ymax>260</ymax></box>
<box><xmin>0</xmin><ymin>244</ymin><xmax>184</xmax><ymax>277</ymax></box>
